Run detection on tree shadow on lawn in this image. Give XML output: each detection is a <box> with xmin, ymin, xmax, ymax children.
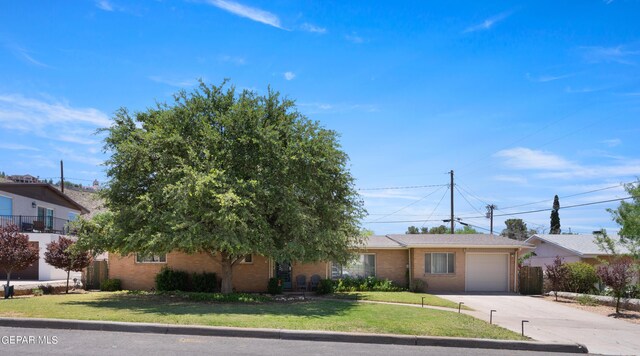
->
<box><xmin>60</xmin><ymin>293</ymin><xmax>356</xmax><ymax>319</ymax></box>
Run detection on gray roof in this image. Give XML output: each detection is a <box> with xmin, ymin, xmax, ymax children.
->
<box><xmin>361</xmin><ymin>234</ymin><xmax>532</xmax><ymax>249</ymax></box>
<box><xmin>362</xmin><ymin>235</ymin><xmax>405</xmax><ymax>248</ymax></box>
<box><xmin>527</xmin><ymin>234</ymin><xmax>631</xmax><ymax>256</ymax></box>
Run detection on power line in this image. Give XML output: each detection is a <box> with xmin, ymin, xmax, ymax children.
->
<box><xmin>358</xmin><ymin>184</ymin><xmax>448</xmax><ymax>191</ymax></box>
<box><xmin>497</xmin><ymin>183</ymin><xmax>626</xmax><ymax>211</ymax></box>
<box><xmin>421</xmin><ymin>186</ymin><xmax>450</xmax><ymax>228</ymax></box>
<box><xmin>454</xmin><ymin>185</ymin><xmax>485</xmax><ymax>216</ymax></box>
<box><xmin>363</xmin><ymin>196</ymin><xmax>635</xmax><ymax>224</ymax></box>
<box><xmin>369</xmin><ymin>185</ymin><xmax>447</xmax><ymax>222</ymax></box>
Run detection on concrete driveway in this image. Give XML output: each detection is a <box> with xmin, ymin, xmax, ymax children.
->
<box><xmin>436</xmin><ymin>293</ymin><xmax>640</xmax><ymax>355</ymax></box>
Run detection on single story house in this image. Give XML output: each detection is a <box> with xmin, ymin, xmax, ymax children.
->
<box><xmin>109</xmin><ymin>234</ymin><xmax>532</xmax><ymax>293</ymax></box>
<box><xmin>523</xmin><ymin>234</ymin><xmax>631</xmax><ymax>270</ymax></box>
<box><xmin>0</xmin><ymin>183</ymin><xmax>89</xmax><ymax>281</ymax></box>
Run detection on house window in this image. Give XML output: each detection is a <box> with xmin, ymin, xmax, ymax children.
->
<box><xmin>136</xmin><ymin>254</ymin><xmax>167</xmax><ymax>263</ymax></box>
<box><xmin>331</xmin><ymin>254</ymin><xmax>376</xmax><ymax>279</ymax></box>
<box><xmin>37</xmin><ymin>206</ymin><xmax>54</xmax><ymax>229</ymax></box>
<box><xmin>68</xmin><ymin>212</ymin><xmax>79</xmax><ymax>221</ymax></box>
<box><xmin>425</xmin><ymin>253</ymin><xmax>455</xmax><ymax>274</ymax></box>
<box><xmin>0</xmin><ymin>195</ymin><xmax>12</xmax><ymax>216</ymax></box>
<box><xmin>240</xmin><ymin>254</ymin><xmax>253</xmax><ymax>264</ymax></box>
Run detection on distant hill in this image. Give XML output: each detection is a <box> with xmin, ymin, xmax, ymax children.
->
<box><xmin>0</xmin><ymin>178</ymin><xmax>105</xmax><ymax>218</ymax></box>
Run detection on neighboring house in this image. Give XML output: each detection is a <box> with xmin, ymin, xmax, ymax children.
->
<box><xmin>0</xmin><ymin>183</ymin><xmax>90</xmax><ymax>281</ymax></box>
<box><xmin>109</xmin><ymin>234</ymin><xmax>532</xmax><ymax>293</ymax></box>
<box><xmin>7</xmin><ymin>174</ymin><xmax>39</xmax><ymax>184</ymax></box>
<box><xmin>524</xmin><ymin>234</ymin><xmax>631</xmax><ymax>270</ymax></box>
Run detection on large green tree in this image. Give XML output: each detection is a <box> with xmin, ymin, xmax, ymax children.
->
<box><xmin>101</xmin><ymin>82</ymin><xmax>366</xmax><ymax>293</ymax></box>
<box><xmin>550</xmin><ymin>195</ymin><xmax>561</xmax><ymax>234</ymax></box>
<box><xmin>501</xmin><ymin>219</ymin><xmax>530</xmax><ymax>241</ymax></box>
<box><xmin>608</xmin><ymin>181</ymin><xmax>640</xmax><ymax>257</ymax></box>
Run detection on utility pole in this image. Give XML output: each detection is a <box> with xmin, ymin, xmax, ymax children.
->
<box><xmin>486</xmin><ymin>204</ymin><xmax>496</xmax><ymax>235</ymax></box>
<box><xmin>60</xmin><ymin>160</ymin><xmax>64</xmax><ymax>193</ymax></box>
<box><xmin>450</xmin><ymin>170</ymin><xmax>454</xmax><ymax>234</ymax></box>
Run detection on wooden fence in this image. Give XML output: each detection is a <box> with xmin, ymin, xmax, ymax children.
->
<box><xmin>83</xmin><ymin>260</ymin><xmax>108</xmax><ymax>290</ymax></box>
<box><xmin>518</xmin><ymin>266</ymin><xmax>543</xmax><ymax>295</ymax></box>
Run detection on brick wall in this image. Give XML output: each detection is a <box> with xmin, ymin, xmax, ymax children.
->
<box><xmin>366</xmin><ymin>249</ymin><xmax>408</xmax><ymax>287</ymax></box>
<box><xmin>410</xmin><ymin>248</ymin><xmax>518</xmax><ymax>292</ymax></box>
<box><xmin>109</xmin><ymin>252</ymin><xmax>270</xmax><ymax>292</ymax></box>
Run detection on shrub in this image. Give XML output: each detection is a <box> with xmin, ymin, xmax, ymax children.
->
<box><xmin>267</xmin><ymin>277</ymin><xmax>283</xmax><ymax>295</ymax></box>
<box><xmin>163</xmin><ymin>291</ymin><xmax>271</xmax><ymax>303</ymax></box>
<box><xmin>564</xmin><ymin>262</ymin><xmax>599</xmax><ymax>294</ymax></box>
<box><xmin>410</xmin><ymin>279</ymin><xmax>427</xmax><ymax>293</ymax></box>
<box><xmin>31</xmin><ymin>288</ymin><xmax>43</xmax><ymax>296</ymax></box>
<box><xmin>545</xmin><ymin>256</ymin><xmax>568</xmax><ymax>301</ymax></box>
<box><xmin>334</xmin><ymin>276</ymin><xmax>402</xmax><ymax>292</ymax></box>
<box><xmin>100</xmin><ymin>279</ymin><xmax>122</xmax><ymax>291</ymax></box>
<box><xmin>191</xmin><ymin>272</ymin><xmax>218</xmax><ymax>293</ymax></box>
<box><xmin>315</xmin><ymin>279</ymin><xmax>334</xmax><ymax>295</ymax></box>
<box><xmin>155</xmin><ymin>267</ymin><xmax>190</xmax><ymax>291</ymax></box>
<box><xmin>37</xmin><ymin>284</ymin><xmax>55</xmax><ymax>295</ymax></box>
<box><xmin>576</xmin><ymin>294</ymin><xmax>598</xmax><ymax>306</ymax></box>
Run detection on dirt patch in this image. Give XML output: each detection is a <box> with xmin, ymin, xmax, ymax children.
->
<box><xmin>543</xmin><ymin>296</ymin><xmax>640</xmax><ymax>325</ymax></box>
<box><xmin>0</xmin><ymin>311</ymin><xmax>26</xmax><ymax>317</ymax></box>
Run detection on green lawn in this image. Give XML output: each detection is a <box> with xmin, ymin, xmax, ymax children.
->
<box><xmin>331</xmin><ymin>291</ymin><xmax>471</xmax><ymax>310</ymax></box>
<box><xmin>0</xmin><ymin>292</ymin><xmax>522</xmax><ymax>340</ymax></box>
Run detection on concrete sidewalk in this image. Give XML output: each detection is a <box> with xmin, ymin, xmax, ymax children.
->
<box><xmin>436</xmin><ymin>293</ymin><xmax>640</xmax><ymax>355</ymax></box>
<box><xmin>0</xmin><ymin>317</ymin><xmax>587</xmax><ymax>353</ymax></box>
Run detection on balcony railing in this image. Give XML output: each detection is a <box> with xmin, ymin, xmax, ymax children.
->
<box><xmin>0</xmin><ymin>215</ymin><xmax>75</xmax><ymax>235</ymax></box>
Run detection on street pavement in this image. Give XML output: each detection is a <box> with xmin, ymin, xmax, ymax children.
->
<box><xmin>0</xmin><ymin>326</ymin><xmax>578</xmax><ymax>356</ymax></box>
<box><xmin>436</xmin><ymin>293</ymin><xmax>640</xmax><ymax>356</ymax></box>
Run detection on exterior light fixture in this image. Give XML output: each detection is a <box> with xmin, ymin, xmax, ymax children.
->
<box><xmin>32</xmin><ymin>201</ymin><xmax>37</xmax><ymax>208</ymax></box>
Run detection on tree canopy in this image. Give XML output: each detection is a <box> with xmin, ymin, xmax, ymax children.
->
<box><xmin>44</xmin><ymin>236</ymin><xmax>93</xmax><ymax>293</ymax></box>
<box><xmin>608</xmin><ymin>181</ymin><xmax>640</xmax><ymax>256</ymax></box>
<box><xmin>0</xmin><ymin>224</ymin><xmax>39</xmax><ymax>288</ymax></box>
<box><xmin>405</xmin><ymin>224</ymin><xmax>480</xmax><ymax>234</ymax></box>
<box><xmin>501</xmin><ymin>219</ymin><xmax>531</xmax><ymax>241</ymax></box>
<box><xmin>550</xmin><ymin>195</ymin><xmax>561</xmax><ymax>234</ymax></box>
<box><xmin>100</xmin><ymin>81</ymin><xmax>366</xmax><ymax>293</ymax></box>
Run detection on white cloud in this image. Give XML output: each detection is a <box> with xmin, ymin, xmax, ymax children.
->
<box><xmin>298</xmin><ymin>102</ymin><xmax>379</xmax><ymax>114</ymax></box>
<box><xmin>495</xmin><ymin>147</ymin><xmax>640</xmax><ymax>180</ymax></box>
<box><xmin>525</xmin><ymin>73</ymin><xmax>573</xmax><ymax>83</ymax></box>
<box><xmin>0</xmin><ymin>94</ymin><xmax>110</xmax><ymax>145</ymax></box>
<box><xmin>218</xmin><ymin>55</ymin><xmax>246</xmax><ymax>65</ymax></box>
<box><xmin>283</xmin><ymin>71</ymin><xmax>296</xmax><ymax>81</ymax></box>
<box><xmin>6</xmin><ymin>45</ymin><xmax>50</xmax><ymax>68</ymax></box>
<box><xmin>300</xmin><ymin>23</ymin><xmax>327</xmax><ymax>34</ymax></box>
<box><xmin>0</xmin><ymin>143</ymin><xmax>40</xmax><ymax>151</ymax></box>
<box><xmin>148</xmin><ymin>76</ymin><xmax>199</xmax><ymax>87</ymax></box>
<box><xmin>96</xmin><ymin>0</ymin><xmax>114</xmax><ymax>11</ymax></box>
<box><xmin>492</xmin><ymin>175</ymin><xmax>528</xmax><ymax>185</ymax></box>
<box><xmin>345</xmin><ymin>33</ymin><xmax>364</xmax><ymax>44</ymax></box>
<box><xmin>580</xmin><ymin>45</ymin><xmax>640</xmax><ymax>65</ymax></box>
<box><xmin>463</xmin><ymin>11</ymin><xmax>512</xmax><ymax>33</ymax></box>
<box><xmin>204</xmin><ymin>0</ymin><xmax>284</xmax><ymax>30</ymax></box>
<box><xmin>494</xmin><ymin>147</ymin><xmax>573</xmax><ymax>170</ymax></box>
<box><xmin>601</xmin><ymin>138</ymin><xmax>621</xmax><ymax>147</ymax></box>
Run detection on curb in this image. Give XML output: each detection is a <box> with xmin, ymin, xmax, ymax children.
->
<box><xmin>0</xmin><ymin>317</ymin><xmax>588</xmax><ymax>353</ymax></box>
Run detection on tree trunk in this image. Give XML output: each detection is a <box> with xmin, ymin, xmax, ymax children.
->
<box><xmin>616</xmin><ymin>295</ymin><xmax>621</xmax><ymax>314</ymax></box>
<box><xmin>66</xmin><ymin>270</ymin><xmax>70</xmax><ymax>294</ymax></box>
<box><xmin>6</xmin><ymin>271</ymin><xmax>11</xmax><ymax>288</ymax></box>
<box><xmin>220</xmin><ymin>252</ymin><xmax>234</xmax><ymax>294</ymax></box>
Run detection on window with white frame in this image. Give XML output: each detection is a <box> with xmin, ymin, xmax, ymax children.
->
<box><xmin>135</xmin><ymin>254</ymin><xmax>167</xmax><ymax>263</ymax></box>
<box><xmin>331</xmin><ymin>254</ymin><xmax>376</xmax><ymax>279</ymax></box>
<box><xmin>425</xmin><ymin>253</ymin><xmax>455</xmax><ymax>274</ymax></box>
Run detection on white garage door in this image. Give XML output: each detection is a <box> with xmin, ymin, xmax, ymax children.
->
<box><xmin>466</xmin><ymin>253</ymin><xmax>509</xmax><ymax>292</ymax></box>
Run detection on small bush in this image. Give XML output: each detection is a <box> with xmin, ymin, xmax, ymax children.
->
<box><xmin>191</xmin><ymin>272</ymin><xmax>218</xmax><ymax>293</ymax></box>
<box><xmin>100</xmin><ymin>279</ymin><xmax>122</xmax><ymax>291</ymax></box>
<box><xmin>267</xmin><ymin>278</ymin><xmax>283</xmax><ymax>295</ymax></box>
<box><xmin>410</xmin><ymin>279</ymin><xmax>427</xmax><ymax>293</ymax></box>
<box><xmin>160</xmin><ymin>291</ymin><xmax>271</xmax><ymax>303</ymax></box>
<box><xmin>564</xmin><ymin>262</ymin><xmax>599</xmax><ymax>294</ymax></box>
<box><xmin>37</xmin><ymin>284</ymin><xmax>55</xmax><ymax>295</ymax></box>
<box><xmin>31</xmin><ymin>288</ymin><xmax>43</xmax><ymax>296</ymax></box>
<box><xmin>334</xmin><ymin>276</ymin><xmax>402</xmax><ymax>292</ymax></box>
<box><xmin>155</xmin><ymin>267</ymin><xmax>190</xmax><ymax>291</ymax></box>
<box><xmin>315</xmin><ymin>279</ymin><xmax>334</xmax><ymax>295</ymax></box>
<box><xmin>576</xmin><ymin>294</ymin><xmax>599</xmax><ymax>306</ymax></box>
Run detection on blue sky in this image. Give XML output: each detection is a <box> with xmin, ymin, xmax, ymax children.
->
<box><xmin>1</xmin><ymin>1</ymin><xmax>639</xmax><ymax>235</ymax></box>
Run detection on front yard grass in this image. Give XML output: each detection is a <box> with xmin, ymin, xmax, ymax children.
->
<box><xmin>330</xmin><ymin>291</ymin><xmax>471</xmax><ymax>310</ymax></box>
<box><xmin>0</xmin><ymin>292</ymin><xmax>522</xmax><ymax>340</ymax></box>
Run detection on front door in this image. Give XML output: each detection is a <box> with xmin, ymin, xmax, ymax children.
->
<box><xmin>275</xmin><ymin>261</ymin><xmax>292</xmax><ymax>290</ymax></box>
